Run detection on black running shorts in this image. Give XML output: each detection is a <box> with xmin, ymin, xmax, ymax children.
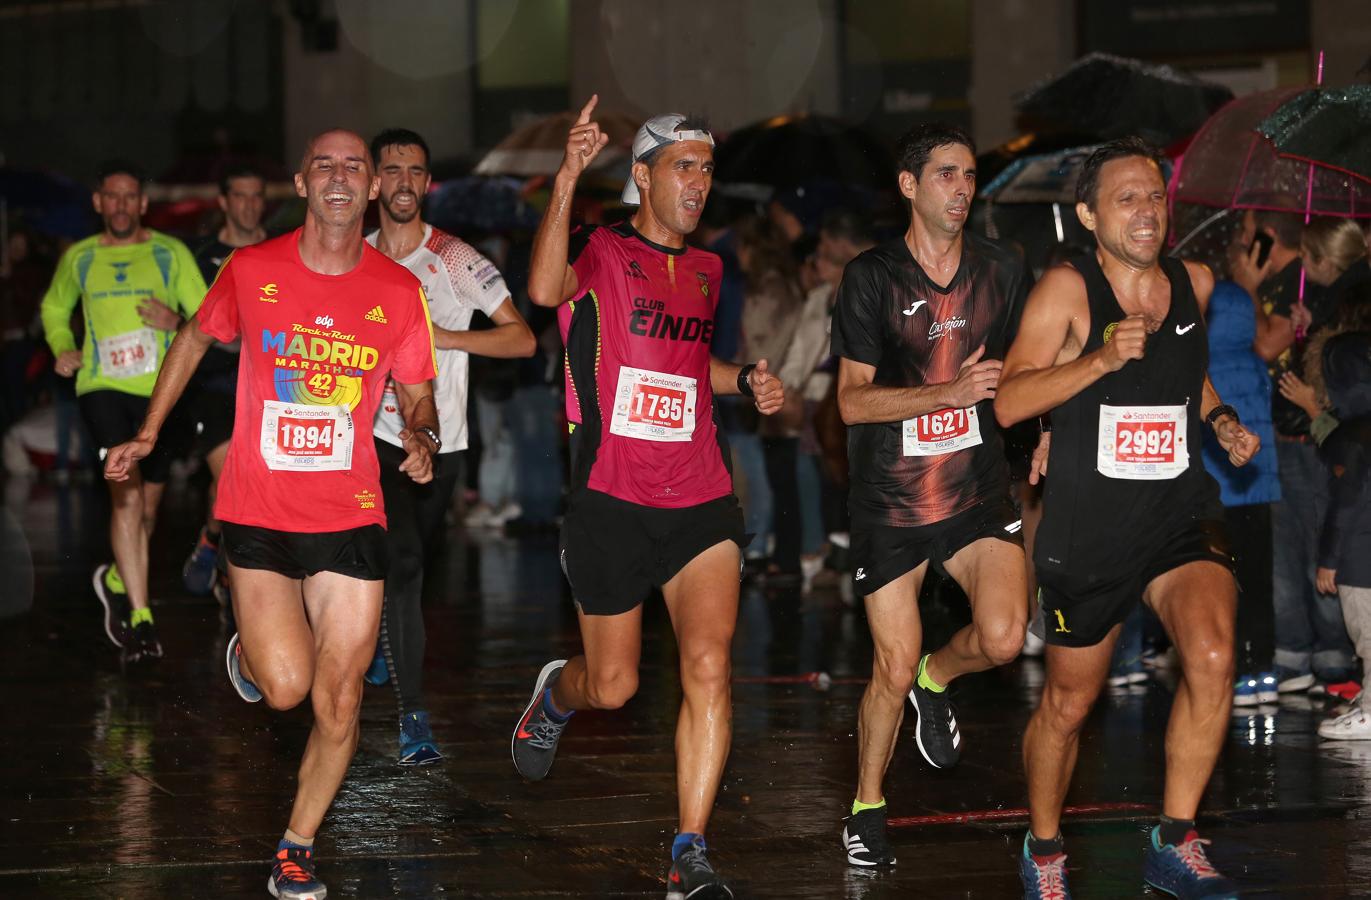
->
<box><xmin>1037</xmin><ymin>518</ymin><xmax>1232</xmax><ymax>648</ymax></box>
<box><xmin>850</xmin><ymin>498</ymin><xmax>1023</xmax><ymax>597</ymax></box>
<box><xmin>559</xmin><ymin>489</ymin><xmax>747</xmax><ymax>616</ymax></box>
<box><xmin>78</xmin><ymin>390</ymin><xmax>176</xmax><ymax>483</ymax></box>
<box><xmin>221</xmin><ymin>522</ymin><xmax>388</xmax><ymax>581</ymax></box>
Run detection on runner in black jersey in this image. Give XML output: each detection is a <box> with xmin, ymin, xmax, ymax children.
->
<box><xmin>997</xmin><ymin>139</ymin><xmax>1258</xmax><ymax>900</ymax></box>
<box><xmin>511</xmin><ymin>96</ymin><xmax>783</xmax><ymax>900</ymax></box>
<box><xmin>182</xmin><ymin>166</ymin><xmax>268</xmax><ymax>598</ymax></box>
<box><xmin>831</xmin><ymin>123</ymin><xmax>1031</xmax><ymax>869</ymax></box>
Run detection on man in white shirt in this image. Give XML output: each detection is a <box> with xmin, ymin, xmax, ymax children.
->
<box><xmin>367</xmin><ymin>128</ymin><xmax>536</xmax><ymax>764</ymax></box>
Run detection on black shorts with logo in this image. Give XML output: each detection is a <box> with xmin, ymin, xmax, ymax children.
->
<box><xmin>850</xmin><ymin>498</ymin><xmax>1023</xmax><ymax>597</ymax></box>
<box><xmin>78</xmin><ymin>390</ymin><xmax>177</xmax><ymax>483</ymax></box>
<box><xmin>1037</xmin><ymin>518</ymin><xmax>1231</xmax><ymax>648</ymax></box>
<box><xmin>221</xmin><ymin>522</ymin><xmax>388</xmax><ymax>581</ymax></box>
<box><xmin>560</xmin><ymin>488</ymin><xmax>747</xmax><ymax>616</ymax></box>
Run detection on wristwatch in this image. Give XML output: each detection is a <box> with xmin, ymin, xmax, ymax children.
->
<box><xmin>737</xmin><ymin>363</ymin><xmax>757</xmax><ymax>398</ymax></box>
<box><xmin>1204</xmin><ymin>404</ymin><xmax>1239</xmax><ymax>431</ymax></box>
<box><xmin>414</xmin><ymin>426</ymin><xmax>441</xmax><ymax>452</ymax></box>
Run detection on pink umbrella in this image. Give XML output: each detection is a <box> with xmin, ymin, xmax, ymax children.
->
<box><xmin>1169</xmin><ymin>71</ymin><xmax>1371</xmax><ymax>333</ymax></box>
<box><xmin>1170</xmin><ymin>85</ymin><xmax>1371</xmax><ymax>219</ymax></box>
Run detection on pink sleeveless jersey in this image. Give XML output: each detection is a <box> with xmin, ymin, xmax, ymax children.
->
<box><xmin>559</xmin><ymin>222</ymin><xmax>731</xmax><ymax>509</ymax></box>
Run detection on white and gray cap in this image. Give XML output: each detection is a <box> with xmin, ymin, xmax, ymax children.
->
<box><xmin>621</xmin><ymin>114</ymin><xmax>715</xmax><ymax>206</ymax></box>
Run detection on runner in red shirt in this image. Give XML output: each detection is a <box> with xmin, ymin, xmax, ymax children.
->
<box><xmin>510</xmin><ymin>97</ymin><xmax>783</xmax><ymax>899</ymax></box>
<box><xmin>105</xmin><ymin>129</ymin><xmax>438</xmax><ymax>900</ymax></box>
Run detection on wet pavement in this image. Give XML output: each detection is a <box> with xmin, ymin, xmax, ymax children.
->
<box><xmin>3</xmin><ymin>477</ymin><xmax>1371</xmax><ymax>898</ymax></box>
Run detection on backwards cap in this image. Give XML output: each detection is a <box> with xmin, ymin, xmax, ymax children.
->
<box><xmin>622</xmin><ymin>114</ymin><xmax>715</xmax><ymax>206</ymax></box>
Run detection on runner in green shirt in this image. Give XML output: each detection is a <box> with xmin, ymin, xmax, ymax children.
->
<box><xmin>40</xmin><ymin>160</ymin><xmax>207</xmax><ymax>664</ymax></box>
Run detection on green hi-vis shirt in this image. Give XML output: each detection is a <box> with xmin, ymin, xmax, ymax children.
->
<box><xmin>41</xmin><ymin>231</ymin><xmax>208</xmax><ymax>397</ymax></box>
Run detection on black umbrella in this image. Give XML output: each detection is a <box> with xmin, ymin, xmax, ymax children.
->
<box><xmin>1015</xmin><ymin>52</ymin><xmax>1234</xmax><ymax>146</ymax></box>
<box><xmin>712</xmin><ymin>114</ymin><xmax>894</xmax><ymax>192</ymax></box>
<box><xmin>975</xmin><ymin>131</ymin><xmax>1100</xmax><ymax>191</ymax></box>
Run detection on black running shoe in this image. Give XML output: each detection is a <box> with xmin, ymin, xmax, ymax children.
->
<box><xmin>908</xmin><ymin>663</ymin><xmax>961</xmax><ymax>769</ymax></box>
<box><xmin>511</xmin><ymin>659</ymin><xmax>569</xmax><ymax>781</ymax></box>
<box><xmin>92</xmin><ymin>563</ymin><xmax>130</xmax><ymax>648</ymax></box>
<box><xmin>843</xmin><ymin>807</ymin><xmax>896</xmax><ymax>867</ymax></box>
<box><xmin>666</xmin><ymin>843</ymin><xmax>733</xmax><ymax>900</ymax></box>
<box><xmin>120</xmin><ymin>621</ymin><xmax>163</xmax><ymax>665</ymax></box>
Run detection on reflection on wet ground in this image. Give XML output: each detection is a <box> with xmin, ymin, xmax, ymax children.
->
<box><xmin>2</xmin><ymin>478</ymin><xmax>1369</xmax><ymax>897</ymax></box>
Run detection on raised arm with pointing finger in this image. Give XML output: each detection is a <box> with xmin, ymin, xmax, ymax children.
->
<box><xmin>528</xmin><ymin>94</ymin><xmax>610</xmax><ymax>308</ymax></box>
<box><xmin>510</xmin><ymin>101</ymin><xmax>779</xmax><ymax>898</ymax></box>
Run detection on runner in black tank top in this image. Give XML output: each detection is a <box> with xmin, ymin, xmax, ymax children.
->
<box><xmin>1033</xmin><ymin>250</ymin><xmax>1225</xmax><ymax>607</ymax></box>
<box><xmin>996</xmin><ymin>140</ymin><xmax>1259</xmax><ymax>900</ymax></box>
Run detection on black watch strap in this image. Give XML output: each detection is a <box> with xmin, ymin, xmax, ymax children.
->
<box><xmin>415</xmin><ymin>426</ymin><xmax>441</xmax><ymax>452</ymax></box>
<box><xmin>1205</xmin><ymin>404</ymin><xmax>1239</xmax><ymax>429</ymax></box>
<box><xmin>737</xmin><ymin>363</ymin><xmax>757</xmax><ymax>398</ymax></box>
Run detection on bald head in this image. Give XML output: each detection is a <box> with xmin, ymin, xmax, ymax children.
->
<box><xmin>300</xmin><ymin>129</ymin><xmax>371</xmax><ymax>176</ymax></box>
<box><xmin>294</xmin><ymin>128</ymin><xmax>379</xmax><ymax>231</ymax></box>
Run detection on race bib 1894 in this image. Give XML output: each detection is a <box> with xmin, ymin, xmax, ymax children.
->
<box><xmin>903</xmin><ymin>406</ymin><xmax>983</xmax><ymax>456</ymax></box>
<box><xmin>1096</xmin><ymin>404</ymin><xmax>1188</xmax><ymax>480</ymax></box>
<box><xmin>259</xmin><ymin>400</ymin><xmax>354</xmax><ymax>471</ymax></box>
<box><xmin>609</xmin><ymin>365</ymin><xmax>697</xmax><ymax>443</ymax></box>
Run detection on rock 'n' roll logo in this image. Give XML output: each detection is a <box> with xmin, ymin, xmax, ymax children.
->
<box><xmin>262</xmin><ymin>324</ymin><xmax>379</xmax><ymax>411</ymax></box>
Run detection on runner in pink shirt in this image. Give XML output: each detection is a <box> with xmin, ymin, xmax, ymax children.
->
<box><xmin>510</xmin><ymin>97</ymin><xmax>784</xmax><ymax>900</ymax></box>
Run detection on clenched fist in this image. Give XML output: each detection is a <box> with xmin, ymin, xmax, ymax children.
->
<box><xmin>1099</xmin><ymin>314</ymin><xmax>1147</xmax><ymax>372</ymax></box>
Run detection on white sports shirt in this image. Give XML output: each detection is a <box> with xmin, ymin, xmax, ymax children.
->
<box><xmin>368</xmin><ymin>224</ymin><xmax>510</xmax><ymax>453</ymax></box>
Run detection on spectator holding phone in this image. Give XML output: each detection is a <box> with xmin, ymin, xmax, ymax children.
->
<box><xmin>1204</xmin><ymin>234</ymin><xmax>1282</xmax><ymax>706</ymax></box>
<box><xmin>1233</xmin><ymin>207</ymin><xmax>1357</xmax><ymax>694</ymax></box>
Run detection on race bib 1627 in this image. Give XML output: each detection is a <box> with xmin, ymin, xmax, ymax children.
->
<box><xmin>903</xmin><ymin>406</ymin><xmax>983</xmax><ymax>457</ymax></box>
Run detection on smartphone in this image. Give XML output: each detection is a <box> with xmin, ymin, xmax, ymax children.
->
<box><xmin>1250</xmin><ymin>231</ymin><xmax>1274</xmax><ymax>268</ymax></box>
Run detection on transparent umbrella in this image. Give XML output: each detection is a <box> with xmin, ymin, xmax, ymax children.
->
<box><xmin>473</xmin><ymin>109</ymin><xmax>641</xmax><ymax>178</ymax></box>
<box><xmin>1170</xmin><ymin>86</ymin><xmax>1371</xmax><ymax>221</ymax></box>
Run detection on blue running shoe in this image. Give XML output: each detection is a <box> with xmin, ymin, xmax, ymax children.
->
<box><xmin>1143</xmin><ymin>827</ymin><xmax>1240</xmax><ymax>899</ymax></box>
<box><xmin>181</xmin><ymin>528</ymin><xmax>220</xmax><ymax>596</ymax></box>
<box><xmin>268</xmin><ymin>844</ymin><xmax>327</xmax><ymax>900</ymax></box>
<box><xmin>1018</xmin><ymin>835</ymin><xmax>1071</xmax><ymax>899</ymax></box>
<box><xmin>398</xmin><ymin>710</ymin><xmax>443</xmax><ymax>766</ymax></box>
<box><xmin>1232</xmin><ymin>674</ymin><xmax>1262</xmax><ymax>707</ymax></box>
<box><xmin>1234</xmin><ymin>672</ymin><xmax>1278</xmax><ymax>707</ymax></box>
<box><xmin>1254</xmin><ymin>672</ymin><xmax>1278</xmax><ymax>703</ymax></box>
<box><xmin>364</xmin><ymin>641</ymin><xmax>389</xmax><ymax>686</ymax></box>
<box><xmin>226</xmin><ymin>632</ymin><xmax>262</xmax><ymax>703</ymax></box>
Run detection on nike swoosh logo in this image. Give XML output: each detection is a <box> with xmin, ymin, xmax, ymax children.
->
<box><xmin>902</xmin><ymin>300</ymin><xmax>928</xmax><ymax>317</ymax></box>
<box><xmin>1176</xmin><ymin>323</ymin><xmax>1196</xmax><ymax>335</ymax></box>
<box><xmin>516</xmin><ymin>707</ymin><xmax>537</xmax><ymax>739</ymax></box>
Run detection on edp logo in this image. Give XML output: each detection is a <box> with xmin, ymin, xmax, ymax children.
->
<box><xmin>315</xmin><ymin>315</ymin><xmax>335</xmax><ymax>329</ymax></box>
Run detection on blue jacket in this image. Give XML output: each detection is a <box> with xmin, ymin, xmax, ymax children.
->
<box><xmin>1201</xmin><ymin>280</ymin><xmax>1281</xmax><ymax>506</ymax></box>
